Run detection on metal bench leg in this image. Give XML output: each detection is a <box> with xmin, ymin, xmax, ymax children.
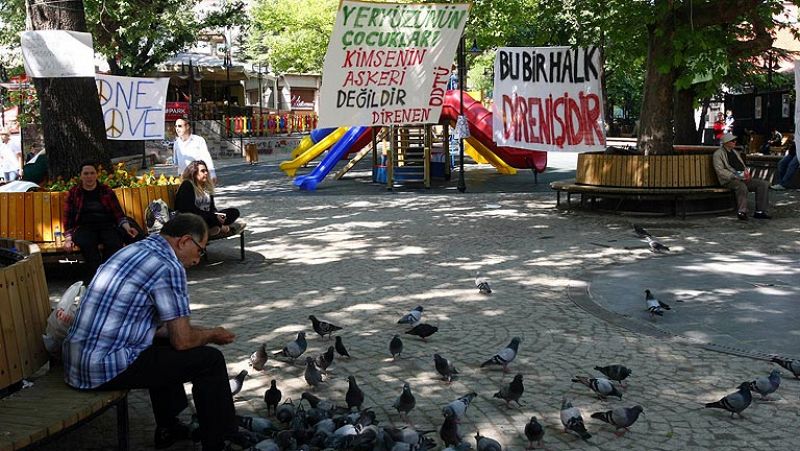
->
<box><xmin>117</xmin><ymin>395</ymin><xmax>129</xmax><ymax>451</ymax></box>
<box><xmin>239</xmin><ymin>231</ymin><xmax>245</xmax><ymax>261</ymax></box>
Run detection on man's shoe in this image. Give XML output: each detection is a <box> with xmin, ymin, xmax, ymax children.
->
<box><xmin>154</xmin><ymin>421</ymin><xmax>191</xmax><ymax>449</ymax></box>
<box><xmin>737</xmin><ymin>212</ymin><xmax>748</xmax><ymax>220</ymax></box>
<box><xmin>753</xmin><ymin>211</ymin><xmax>772</xmax><ymax>219</ymax></box>
<box><xmin>770</xmin><ymin>184</ymin><xmax>786</xmax><ymax>190</ymax></box>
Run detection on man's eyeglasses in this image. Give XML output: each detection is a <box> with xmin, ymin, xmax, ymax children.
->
<box><xmin>189</xmin><ymin>236</ymin><xmax>206</xmax><ymax>257</ymax></box>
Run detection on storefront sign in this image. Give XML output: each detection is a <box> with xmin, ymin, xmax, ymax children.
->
<box><xmin>166</xmin><ymin>102</ymin><xmax>190</xmax><ymax>121</ymax></box>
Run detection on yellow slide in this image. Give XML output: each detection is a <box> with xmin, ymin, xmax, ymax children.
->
<box><xmin>291</xmin><ymin>135</ymin><xmax>315</xmax><ymax>159</ymax></box>
<box><xmin>465</xmin><ymin>136</ymin><xmax>517</xmax><ymax>175</ymax></box>
<box><xmin>280</xmin><ymin>127</ymin><xmax>347</xmax><ymax>177</ymax></box>
<box><xmin>464</xmin><ymin>140</ymin><xmax>489</xmax><ymax>164</ymax></box>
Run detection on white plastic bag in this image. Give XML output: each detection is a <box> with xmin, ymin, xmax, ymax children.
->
<box><xmin>42</xmin><ymin>281</ymin><xmax>85</xmax><ymax>359</ymax></box>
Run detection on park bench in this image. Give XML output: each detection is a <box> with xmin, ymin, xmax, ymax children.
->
<box><xmin>0</xmin><ymin>238</ymin><xmax>129</xmax><ymax>451</ymax></box>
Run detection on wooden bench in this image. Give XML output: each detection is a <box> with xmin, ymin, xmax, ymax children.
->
<box><xmin>0</xmin><ymin>239</ymin><xmax>129</xmax><ymax>451</ymax></box>
<box><xmin>207</xmin><ymin>223</ymin><xmax>247</xmax><ymax>261</ymax></box>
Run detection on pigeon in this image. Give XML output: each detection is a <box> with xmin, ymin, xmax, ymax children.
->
<box><xmin>560</xmin><ymin>398</ymin><xmax>591</xmax><ymax>440</ymax></box>
<box><xmin>594</xmin><ymin>364</ymin><xmax>632</xmax><ymax>386</ymax></box>
<box><xmin>304</xmin><ymin>357</ymin><xmax>325</xmax><ymax>387</ymax></box>
<box><xmin>771</xmin><ymin>357</ymin><xmax>800</xmax><ymax>378</ymax></box>
<box><xmin>442</xmin><ymin>444</ymin><xmax>472</xmax><ymax>451</ymax></box>
<box><xmin>275</xmin><ymin>399</ymin><xmax>296</xmax><ymax>424</ymax></box>
<box><xmin>434</xmin><ymin>353</ymin><xmax>459</xmax><ymax>384</ymax></box>
<box><xmin>309</xmin><ymin>315</ymin><xmax>342</xmax><ymax>339</ymax></box>
<box><xmin>274</xmin><ymin>331</ymin><xmax>307</xmax><ymax>361</ymax></box>
<box><xmin>389</xmin><ymin>335</ymin><xmax>404</xmax><ymax>360</ymax></box>
<box><xmin>442</xmin><ymin>392</ymin><xmax>477</xmax><ymax>422</ymax></box>
<box><xmin>264</xmin><ymin>380</ymin><xmax>282</xmax><ymax>416</ymax></box>
<box><xmin>480</xmin><ymin>337</ymin><xmax>522</xmax><ymax>373</ymax></box>
<box><xmin>393</xmin><ymin>382</ymin><xmax>416</xmax><ymax>421</ymax></box>
<box><xmin>334</xmin><ymin>335</ymin><xmax>351</xmax><ymax>358</ymax></box>
<box><xmin>475</xmin><ymin>272</ymin><xmax>492</xmax><ymax>294</ymax></box>
<box><xmin>524</xmin><ymin>416</ymin><xmax>544</xmax><ymax>449</ymax></box>
<box><xmin>571</xmin><ymin>376</ymin><xmax>623</xmax><ymax>400</ymax></box>
<box><xmin>633</xmin><ymin>224</ymin><xmax>651</xmax><ymax>238</ymax></box>
<box><xmin>645</xmin><ymin>236</ymin><xmax>669</xmax><ymax>253</ymax></box>
<box><xmin>385</xmin><ymin>426</ymin><xmax>436</xmax><ymax>446</ymax></box>
<box><xmin>493</xmin><ymin>373</ymin><xmax>524</xmax><ymax>408</ymax></box>
<box><xmin>405</xmin><ymin>324</ymin><xmax>438</xmax><ymax>341</ymax></box>
<box><xmin>229</xmin><ymin>370</ymin><xmax>247</xmax><ymax>396</ymax></box>
<box><xmin>249</xmin><ymin>343</ymin><xmax>268</xmax><ymax>371</ymax></box>
<box><xmin>440</xmin><ymin>410</ymin><xmax>462</xmax><ymax>446</ymax></box>
<box><xmin>346</xmin><ymin>375</ymin><xmax>365</xmax><ymax>411</ymax></box>
<box><xmin>750</xmin><ymin>369</ymin><xmax>781</xmax><ymax>399</ymax></box>
<box><xmin>704</xmin><ymin>382</ymin><xmax>752</xmax><ymax>418</ymax></box>
<box><xmin>315</xmin><ymin>346</ymin><xmax>335</xmax><ymax>373</ymax></box>
<box><xmin>645</xmin><ymin>289</ymin><xmax>671</xmax><ymax>318</ymax></box>
<box><xmin>397</xmin><ymin>305</ymin><xmax>424</xmax><ymax>327</ymax></box>
<box><xmin>253</xmin><ymin>439</ymin><xmax>280</xmax><ymax>451</ymax></box>
<box><xmin>238</xmin><ymin>415</ymin><xmax>278</xmax><ymax>435</ymax></box>
<box><xmin>474</xmin><ymin>431</ymin><xmax>501</xmax><ymax>451</ymax></box>
<box><xmin>590</xmin><ymin>405</ymin><xmax>644</xmax><ymax>436</ymax></box>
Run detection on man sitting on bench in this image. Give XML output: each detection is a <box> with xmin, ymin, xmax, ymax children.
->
<box><xmin>62</xmin><ymin>213</ymin><xmax>254</xmax><ymax>451</ymax></box>
<box><xmin>712</xmin><ymin>133</ymin><xmax>771</xmax><ymax>220</ymax></box>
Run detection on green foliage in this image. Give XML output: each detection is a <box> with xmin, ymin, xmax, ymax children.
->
<box><xmin>246</xmin><ymin>0</ymin><xmax>338</xmax><ymax>73</ymax></box>
<box><xmin>45</xmin><ymin>162</ymin><xmax>180</xmax><ymax>191</ymax></box>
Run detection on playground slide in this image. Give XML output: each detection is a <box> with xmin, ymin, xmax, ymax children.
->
<box><xmin>294</xmin><ymin>126</ymin><xmax>370</xmax><ymax>191</ymax></box>
<box><xmin>464</xmin><ymin>140</ymin><xmax>489</xmax><ymax>164</ymax></box>
<box><xmin>280</xmin><ymin>127</ymin><xmax>347</xmax><ymax>177</ymax></box>
<box><xmin>291</xmin><ymin>128</ymin><xmax>337</xmax><ymax>159</ymax></box>
<box><xmin>441</xmin><ymin>91</ymin><xmax>547</xmax><ymax>173</ymax></box>
<box><xmin>465</xmin><ymin>137</ymin><xmax>517</xmax><ymax>174</ymax></box>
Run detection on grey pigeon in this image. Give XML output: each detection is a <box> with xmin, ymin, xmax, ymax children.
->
<box><xmin>480</xmin><ymin>337</ymin><xmax>522</xmax><ymax>373</ymax></box>
<box><xmin>229</xmin><ymin>370</ymin><xmax>247</xmax><ymax>396</ymax></box>
<box><xmin>397</xmin><ymin>306</ymin><xmax>423</xmax><ymax>326</ymax></box>
<box><xmin>475</xmin><ymin>431</ymin><xmax>501</xmax><ymax>451</ymax></box>
<box><xmin>645</xmin><ymin>236</ymin><xmax>669</xmax><ymax>253</ymax></box>
<box><xmin>633</xmin><ymin>224</ymin><xmax>651</xmax><ymax>238</ymax></box>
<box><xmin>434</xmin><ymin>353</ymin><xmax>459</xmax><ymax>384</ymax></box>
<box><xmin>389</xmin><ymin>335</ymin><xmax>404</xmax><ymax>359</ymax></box>
<box><xmin>275</xmin><ymin>399</ymin><xmax>296</xmax><ymax>424</ymax></box>
<box><xmin>594</xmin><ymin>364</ymin><xmax>632</xmax><ymax>386</ymax></box>
<box><xmin>249</xmin><ymin>343</ymin><xmax>268</xmax><ymax>371</ymax></box>
<box><xmin>750</xmin><ymin>369</ymin><xmax>781</xmax><ymax>399</ymax></box>
<box><xmin>264</xmin><ymin>379</ymin><xmax>282</xmax><ymax>415</ymax></box>
<box><xmin>274</xmin><ymin>331</ymin><xmax>307</xmax><ymax>361</ymax></box>
<box><xmin>440</xmin><ymin>410</ymin><xmax>462</xmax><ymax>446</ymax></box>
<box><xmin>560</xmin><ymin>398</ymin><xmax>591</xmax><ymax>440</ymax></box>
<box><xmin>253</xmin><ymin>438</ymin><xmax>280</xmax><ymax>451</ymax></box>
<box><xmin>493</xmin><ymin>373</ymin><xmax>524</xmax><ymax>408</ymax></box>
<box><xmin>645</xmin><ymin>289</ymin><xmax>671</xmax><ymax>318</ymax></box>
<box><xmin>393</xmin><ymin>382</ymin><xmax>416</xmax><ymax>421</ymax></box>
<box><xmin>238</xmin><ymin>415</ymin><xmax>278</xmax><ymax>435</ymax></box>
<box><xmin>309</xmin><ymin>314</ymin><xmax>342</xmax><ymax>339</ymax></box>
<box><xmin>443</xmin><ymin>444</ymin><xmax>472</xmax><ymax>451</ymax></box>
<box><xmin>704</xmin><ymin>382</ymin><xmax>752</xmax><ymax>418</ymax></box>
<box><xmin>591</xmin><ymin>405</ymin><xmax>644</xmax><ymax>436</ymax></box>
<box><xmin>771</xmin><ymin>357</ymin><xmax>800</xmax><ymax>378</ymax></box>
<box><xmin>442</xmin><ymin>392</ymin><xmax>477</xmax><ymax>422</ymax></box>
<box><xmin>405</xmin><ymin>323</ymin><xmax>438</xmax><ymax>341</ymax></box>
<box><xmin>524</xmin><ymin>416</ymin><xmax>544</xmax><ymax>449</ymax></box>
<box><xmin>334</xmin><ymin>335</ymin><xmax>351</xmax><ymax>358</ymax></box>
<box><xmin>304</xmin><ymin>356</ymin><xmax>325</xmax><ymax>387</ymax></box>
<box><xmin>385</xmin><ymin>426</ymin><xmax>436</xmax><ymax>446</ymax></box>
<box><xmin>315</xmin><ymin>346</ymin><xmax>335</xmax><ymax>373</ymax></box>
<box><xmin>571</xmin><ymin>376</ymin><xmax>623</xmax><ymax>400</ymax></box>
<box><xmin>475</xmin><ymin>273</ymin><xmax>492</xmax><ymax>294</ymax></box>
<box><xmin>346</xmin><ymin>375</ymin><xmax>365</xmax><ymax>411</ymax></box>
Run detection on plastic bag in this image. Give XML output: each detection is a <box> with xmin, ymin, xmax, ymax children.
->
<box><xmin>42</xmin><ymin>281</ymin><xmax>85</xmax><ymax>360</ymax></box>
<box><xmin>146</xmin><ymin>198</ymin><xmax>173</xmax><ymax>234</ymax></box>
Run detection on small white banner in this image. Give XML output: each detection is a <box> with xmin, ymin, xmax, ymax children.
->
<box><xmin>96</xmin><ymin>74</ymin><xmax>169</xmax><ymax>140</ymax></box>
<box><xmin>493</xmin><ymin>46</ymin><xmax>606</xmax><ymax>152</ymax></box>
<box><xmin>21</xmin><ymin>30</ymin><xmax>96</xmax><ymax>78</ymax></box>
<box><xmin>318</xmin><ymin>0</ymin><xmax>470</xmax><ymax>128</ymax></box>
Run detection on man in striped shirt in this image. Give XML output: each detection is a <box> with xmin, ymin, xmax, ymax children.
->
<box><xmin>63</xmin><ymin>213</ymin><xmax>247</xmax><ymax>451</ymax></box>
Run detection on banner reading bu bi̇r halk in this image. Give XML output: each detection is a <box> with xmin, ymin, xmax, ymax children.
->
<box><xmin>493</xmin><ymin>47</ymin><xmax>606</xmax><ymax>152</ymax></box>
<box><xmin>318</xmin><ymin>1</ymin><xmax>470</xmax><ymax>128</ymax></box>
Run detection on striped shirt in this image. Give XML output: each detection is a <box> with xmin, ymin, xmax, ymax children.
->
<box><xmin>62</xmin><ymin>234</ymin><xmax>191</xmax><ymax>389</ymax></box>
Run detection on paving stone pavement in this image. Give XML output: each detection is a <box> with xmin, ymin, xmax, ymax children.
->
<box><xmin>37</xmin><ymin>155</ymin><xmax>800</xmax><ymax>450</ymax></box>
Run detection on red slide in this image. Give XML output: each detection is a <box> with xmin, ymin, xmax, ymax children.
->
<box><xmin>441</xmin><ymin>91</ymin><xmax>547</xmax><ymax>172</ymax></box>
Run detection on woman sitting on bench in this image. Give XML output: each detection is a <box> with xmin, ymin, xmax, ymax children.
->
<box><xmin>175</xmin><ymin>160</ymin><xmax>241</xmax><ymax>238</ymax></box>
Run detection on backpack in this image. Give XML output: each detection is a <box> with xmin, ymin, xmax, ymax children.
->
<box><xmin>146</xmin><ymin>198</ymin><xmax>174</xmax><ymax>234</ymax></box>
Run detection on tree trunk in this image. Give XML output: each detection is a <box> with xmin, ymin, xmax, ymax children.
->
<box><xmin>26</xmin><ymin>0</ymin><xmax>110</xmax><ymax>179</ymax></box>
<box><xmin>673</xmin><ymin>87</ymin><xmax>698</xmax><ymax>145</ymax></box>
<box><xmin>637</xmin><ymin>15</ymin><xmax>676</xmax><ymax>155</ymax></box>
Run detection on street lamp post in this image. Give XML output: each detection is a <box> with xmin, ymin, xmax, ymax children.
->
<box><xmin>178</xmin><ymin>60</ymin><xmax>203</xmax><ymax>125</ymax></box>
<box><xmin>225</xmin><ymin>51</ymin><xmax>232</xmax><ymax>137</ymax></box>
<box><xmin>457</xmin><ymin>36</ymin><xmax>467</xmax><ymax>193</ymax></box>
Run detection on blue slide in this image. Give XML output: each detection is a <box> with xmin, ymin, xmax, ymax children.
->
<box><xmin>294</xmin><ymin>126</ymin><xmax>368</xmax><ymax>191</ymax></box>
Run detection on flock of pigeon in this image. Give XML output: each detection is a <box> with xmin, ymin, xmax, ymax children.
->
<box><xmin>211</xmin><ymin>227</ymin><xmax>800</xmax><ymax>450</ymax></box>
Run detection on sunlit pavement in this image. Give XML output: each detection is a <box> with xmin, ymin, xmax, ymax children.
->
<box><xmin>42</xmin><ymin>153</ymin><xmax>800</xmax><ymax>450</ymax></box>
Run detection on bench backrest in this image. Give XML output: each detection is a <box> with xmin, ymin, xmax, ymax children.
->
<box><xmin>0</xmin><ymin>239</ymin><xmax>50</xmax><ymax>390</ymax></box>
<box><xmin>0</xmin><ymin>185</ymin><xmax>178</xmax><ymax>244</ymax></box>
<box><xmin>576</xmin><ymin>153</ymin><xmax>719</xmax><ymax>188</ymax></box>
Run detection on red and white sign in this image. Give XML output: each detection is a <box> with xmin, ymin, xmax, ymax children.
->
<box><xmin>166</xmin><ymin>102</ymin><xmax>190</xmax><ymax>121</ymax></box>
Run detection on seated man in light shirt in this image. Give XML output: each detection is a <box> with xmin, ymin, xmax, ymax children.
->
<box><xmin>173</xmin><ymin>118</ymin><xmax>217</xmax><ymax>184</ymax></box>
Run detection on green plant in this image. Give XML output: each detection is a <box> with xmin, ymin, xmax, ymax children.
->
<box><xmin>44</xmin><ymin>163</ymin><xmax>180</xmax><ymax>192</ymax></box>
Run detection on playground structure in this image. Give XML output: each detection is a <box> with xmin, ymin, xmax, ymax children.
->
<box><xmin>279</xmin><ymin>92</ymin><xmax>548</xmax><ymax>191</ymax></box>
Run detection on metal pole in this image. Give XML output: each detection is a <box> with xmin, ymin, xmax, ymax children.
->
<box><xmin>226</xmin><ymin>52</ymin><xmax>232</xmax><ymax>137</ymax></box>
<box><xmin>257</xmin><ymin>65</ymin><xmax>263</xmax><ymax>135</ymax></box>
<box><xmin>18</xmin><ymin>78</ymin><xmax>23</xmax><ymax>156</ymax></box>
<box><xmin>457</xmin><ymin>36</ymin><xmax>466</xmax><ymax>193</ymax></box>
